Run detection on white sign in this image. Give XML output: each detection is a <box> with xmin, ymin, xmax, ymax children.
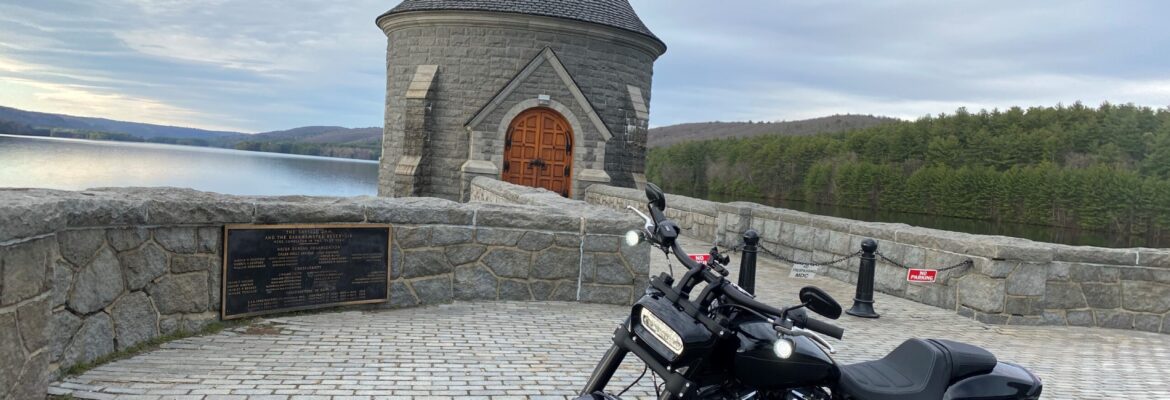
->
<box><xmin>789</xmin><ymin>264</ymin><xmax>818</xmax><ymax>279</ymax></box>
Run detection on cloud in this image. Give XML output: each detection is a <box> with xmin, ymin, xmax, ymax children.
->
<box><xmin>0</xmin><ymin>77</ymin><xmax>245</xmax><ymax>131</ymax></box>
<box><xmin>0</xmin><ymin>0</ymin><xmax>1168</xmax><ymax>132</ymax></box>
<box><xmin>0</xmin><ymin>0</ymin><xmax>388</xmax><ymax>132</ymax></box>
<box><xmin>636</xmin><ymin>0</ymin><xmax>1170</xmax><ymax>125</ymax></box>
<box><xmin>116</xmin><ymin>29</ymin><xmax>296</xmax><ymax>74</ymax></box>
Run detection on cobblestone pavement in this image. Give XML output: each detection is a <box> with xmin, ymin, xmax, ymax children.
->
<box><xmin>52</xmin><ymin>236</ymin><xmax>1170</xmax><ymax>399</ymax></box>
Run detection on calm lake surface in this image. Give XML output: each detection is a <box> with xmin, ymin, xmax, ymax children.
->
<box><xmin>0</xmin><ymin>134</ymin><xmax>378</xmax><ymax>196</ymax></box>
<box><xmin>3</xmin><ymin>134</ymin><xmax>1163</xmax><ymax>248</ymax></box>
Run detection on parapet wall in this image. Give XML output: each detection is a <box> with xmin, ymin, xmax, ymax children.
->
<box><xmin>0</xmin><ymin>186</ymin><xmax>647</xmax><ymax>399</ymax></box>
<box><xmin>583</xmin><ymin>185</ymin><xmax>1170</xmax><ymax>334</ymax></box>
<box><xmin>584</xmin><ymin>184</ymin><xmax>720</xmax><ymax>243</ymax></box>
<box><xmin>468</xmin><ymin>177</ymin><xmax>652</xmax><ymax>295</ymax></box>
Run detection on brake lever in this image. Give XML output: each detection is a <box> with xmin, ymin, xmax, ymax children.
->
<box><xmin>775</xmin><ymin>324</ymin><xmax>836</xmax><ymax>354</ymax></box>
<box><xmin>625</xmin><ymin>205</ymin><xmax>655</xmax><ymax>232</ymax></box>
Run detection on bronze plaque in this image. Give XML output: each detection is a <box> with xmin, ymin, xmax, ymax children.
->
<box><xmin>221</xmin><ymin>224</ymin><xmax>391</xmax><ymax>320</ymax></box>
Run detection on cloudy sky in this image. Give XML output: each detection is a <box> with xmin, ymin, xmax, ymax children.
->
<box><xmin>1</xmin><ymin>0</ymin><xmax>1168</xmax><ymax>133</ymax></box>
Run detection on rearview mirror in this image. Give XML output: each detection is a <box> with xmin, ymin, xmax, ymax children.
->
<box><xmin>645</xmin><ymin>182</ymin><xmax>666</xmax><ymax>211</ymax></box>
<box><xmin>799</xmin><ymin>286</ymin><xmax>842</xmax><ymax>320</ymax></box>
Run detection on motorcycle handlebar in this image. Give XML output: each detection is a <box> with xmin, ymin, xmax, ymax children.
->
<box><xmin>643</xmin><ymin>201</ymin><xmax>845</xmax><ymax>340</ymax></box>
<box><xmin>718</xmin><ymin>281</ymin><xmax>788</xmax><ymax>320</ymax></box>
<box><xmin>664</xmin><ymin>230</ymin><xmax>845</xmax><ymax>341</ymax></box>
<box><xmin>789</xmin><ymin>310</ymin><xmax>845</xmax><ymax>340</ymax></box>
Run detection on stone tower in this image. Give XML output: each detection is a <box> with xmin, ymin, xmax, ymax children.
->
<box><xmin>375</xmin><ymin>0</ymin><xmax>666</xmax><ymax>201</ymax></box>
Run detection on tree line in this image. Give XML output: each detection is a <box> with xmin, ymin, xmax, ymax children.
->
<box><xmin>647</xmin><ymin>103</ymin><xmax>1170</xmax><ymax>238</ymax></box>
<box><xmin>1</xmin><ymin>119</ymin><xmax>380</xmax><ymax>161</ymax></box>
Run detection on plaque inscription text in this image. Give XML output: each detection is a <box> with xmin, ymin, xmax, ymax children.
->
<box><xmin>222</xmin><ymin>224</ymin><xmax>391</xmax><ymax>319</ymax></box>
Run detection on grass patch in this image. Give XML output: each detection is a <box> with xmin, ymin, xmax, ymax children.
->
<box><xmin>57</xmin><ymin>319</ymin><xmax>252</xmax><ymax>378</ymax></box>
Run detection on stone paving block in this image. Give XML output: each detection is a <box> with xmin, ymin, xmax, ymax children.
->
<box><xmin>44</xmin><ymin>236</ymin><xmax>1170</xmax><ymax>400</ymax></box>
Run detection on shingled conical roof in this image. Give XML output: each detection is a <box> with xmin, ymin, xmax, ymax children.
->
<box><xmin>378</xmin><ymin>0</ymin><xmax>662</xmax><ymax>45</ymax></box>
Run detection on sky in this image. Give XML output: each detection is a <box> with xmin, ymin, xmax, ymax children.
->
<box><xmin>1</xmin><ymin>0</ymin><xmax>1168</xmax><ymax>133</ymax></box>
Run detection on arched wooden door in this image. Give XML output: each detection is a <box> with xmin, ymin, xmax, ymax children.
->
<box><xmin>502</xmin><ymin>108</ymin><xmax>573</xmax><ymax>197</ymax></box>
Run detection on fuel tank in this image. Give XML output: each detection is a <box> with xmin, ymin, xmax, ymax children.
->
<box><xmin>732</xmin><ymin>319</ymin><xmax>836</xmax><ymax>389</ymax></box>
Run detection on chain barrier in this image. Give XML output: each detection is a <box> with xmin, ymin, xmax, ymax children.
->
<box><xmin>760</xmin><ymin>245</ymin><xmax>863</xmax><ymax>268</ymax></box>
<box><xmin>875</xmin><ymin>251</ymin><xmax>974</xmax><ymax>272</ymax></box>
<box><xmin>718</xmin><ymin>240</ymin><xmax>974</xmax><ymax>272</ymax></box>
<box><xmin>716</xmin><ymin>240</ymin><xmax>861</xmax><ymax>268</ymax></box>
<box><xmin>718</xmin><ymin>241</ymin><xmax>745</xmax><ymax>253</ymax></box>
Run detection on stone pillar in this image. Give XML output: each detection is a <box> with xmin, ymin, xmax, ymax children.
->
<box><xmin>0</xmin><ymin>237</ymin><xmax>54</xmax><ymax>400</ymax></box>
<box><xmin>460</xmin><ymin>160</ymin><xmax>499</xmax><ymax>202</ymax></box>
<box><xmin>394</xmin><ymin>65</ymin><xmax>438</xmax><ymax>197</ymax></box>
<box><xmin>575</xmin><ymin>169</ymin><xmax>612</xmax><ymax>201</ymax></box>
<box><xmin>625</xmin><ymin>85</ymin><xmax>651</xmax><ymax>190</ymax></box>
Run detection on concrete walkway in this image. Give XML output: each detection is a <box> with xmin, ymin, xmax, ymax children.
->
<box><xmin>51</xmin><ymin>237</ymin><xmax>1170</xmax><ymax>399</ymax></box>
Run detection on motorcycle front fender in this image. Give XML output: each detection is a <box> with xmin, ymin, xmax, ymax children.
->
<box><xmin>573</xmin><ymin>393</ymin><xmax>623</xmax><ymax>400</ymax></box>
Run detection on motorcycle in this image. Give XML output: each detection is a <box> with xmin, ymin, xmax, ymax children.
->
<box><xmin>577</xmin><ymin>183</ymin><xmax>1043</xmax><ymax>400</ymax></box>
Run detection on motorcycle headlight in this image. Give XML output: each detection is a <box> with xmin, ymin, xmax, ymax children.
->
<box><xmin>640</xmin><ymin>307</ymin><xmax>684</xmax><ymax>356</ymax></box>
<box><xmin>624</xmin><ymin>229</ymin><xmax>644</xmax><ymax>247</ymax></box>
<box><xmin>774</xmin><ymin>338</ymin><xmax>794</xmax><ymax>359</ymax></box>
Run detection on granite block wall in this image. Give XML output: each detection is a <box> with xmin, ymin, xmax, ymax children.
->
<box><xmin>584</xmin><ymin>184</ymin><xmax>1170</xmax><ymax>334</ymax></box>
<box><xmin>0</xmin><ymin>186</ymin><xmax>648</xmax><ymax>399</ymax></box>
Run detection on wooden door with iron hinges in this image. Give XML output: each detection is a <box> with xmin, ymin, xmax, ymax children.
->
<box><xmin>502</xmin><ymin>107</ymin><xmax>573</xmax><ymax>197</ymax></box>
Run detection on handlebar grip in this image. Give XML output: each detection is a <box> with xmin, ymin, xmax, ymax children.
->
<box><xmin>719</xmin><ymin>281</ymin><xmax>788</xmax><ymax>318</ymax></box>
<box><xmin>794</xmin><ymin>313</ymin><xmax>844</xmax><ymax>340</ymax></box>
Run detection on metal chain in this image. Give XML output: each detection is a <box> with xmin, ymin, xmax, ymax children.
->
<box><xmin>719</xmin><ymin>241</ymin><xmax>745</xmax><ymax>253</ymax></box>
<box><xmin>718</xmin><ymin>240</ymin><xmax>973</xmax><ymax>272</ymax></box>
<box><xmin>759</xmin><ymin>245</ymin><xmax>863</xmax><ymax>267</ymax></box>
<box><xmin>875</xmin><ymin>251</ymin><xmax>974</xmax><ymax>272</ymax></box>
<box><xmin>719</xmin><ymin>239</ymin><xmax>861</xmax><ymax>267</ymax></box>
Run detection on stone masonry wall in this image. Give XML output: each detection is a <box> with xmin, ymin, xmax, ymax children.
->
<box><xmin>379</xmin><ymin>14</ymin><xmax>659</xmax><ymax>200</ymax></box>
<box><xmin>0</xmin><ymin>186</ymin><xmax>647</xmax><ymax>399</ymax></box>
<box><xmin>468</xmin><ymin>177</ymin><xmax>652</xmax><ymax>297</ymax></box>
<box><xmin>584</xmin><ymin>184</ymin><xmax>720</xmax><ymax>243</ymax></box>
<box><xmin>583</xmin><ymin>185</ymin><xmax>1170</xmax><ymax>334</ymax></box>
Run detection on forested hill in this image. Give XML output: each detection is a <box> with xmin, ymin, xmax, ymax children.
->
<box><xmin>0</xmin><ymin>105</ymin><xmax>383</xmax><ymax>160</ymax></box>
<box><xmin>225</xmin><ymin>126</ymin><xmax>382</xmax><ymax>160</ymax></box>
<box><xmin>647</xmin><ymin>103</ymin><xmax>1170</xmax><ymax>236</ymax></box>
<box><xmin>648</xmin><ymin>115</ymin><xmax>898</xmax><ymax>148</ymax></box>
<box><xmin>0</xmin><ymin>105</ymin><xmax>242</xmax><ymax>139</ymax></box>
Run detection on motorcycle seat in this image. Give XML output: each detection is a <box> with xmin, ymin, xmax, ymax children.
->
<box><xmin>837</xmin><ymin>338</ymin><xmax>997</xmax><ymax>400</ymax></box>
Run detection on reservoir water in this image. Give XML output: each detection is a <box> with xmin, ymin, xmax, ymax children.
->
<box><xmin>3</xmin><ymin>134</ymin><xmax>1164</xmax><ymax>248</ymax></box>
<box><xmin>0</xmin><ymin>134</ymin><xmax>378</xmax><ymax>196</ymax></box>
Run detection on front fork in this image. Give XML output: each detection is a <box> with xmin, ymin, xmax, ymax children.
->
<box><xmin>580</xmin><ymin>342</ymin><xmax>630</xmax><ymax>395</ymax></box>
<box><xmin>581</xmin><ymin>320</ymin><xmax>689</xmax><ymax>399</ymax></box>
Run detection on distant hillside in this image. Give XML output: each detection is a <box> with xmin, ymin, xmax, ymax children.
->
<box><xmin>227</xmin><ymin>126</ymin><xmax>383</xmax><ymax>160</ymax></box>
<box><xmin>648</xmin><ymin>114</ymin><xmax>899</xmax><ymax>148</ymax></box>
<box><xmin>242</xmin><ymin>126</ymin><xmax>381</xmax><ymax>146</ymax></box>
<box><xmin>0</xmin><ymin>105</ymin><xmax>383</xmax><ymax>160</ymax></box>
<box><xmin>647</xmin><ymin>103</ymin><xmax>1170</xmax><ymax>244</ymax></box>
<box><xmin>0</xmin><ymin>105</ymin><xmax>243</xmax><ymax>140</ymax></box>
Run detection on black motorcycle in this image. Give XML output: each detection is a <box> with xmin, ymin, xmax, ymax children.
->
<box><xmin>577</xmin><ymin>183</ymin><xmax>1042</xmax><ymax>400</ymax></box>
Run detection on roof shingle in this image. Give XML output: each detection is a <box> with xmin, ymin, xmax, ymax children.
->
<box><xmin>378</xmin><ymin>0</ymin><xmax>662</xmax><ymax>45</ymax></box>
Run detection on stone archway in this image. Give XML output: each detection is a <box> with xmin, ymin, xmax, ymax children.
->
<box><xmin>502</xmin><ymin>107</ymin><xmax>574</xmax><ymax>197</ymax></box>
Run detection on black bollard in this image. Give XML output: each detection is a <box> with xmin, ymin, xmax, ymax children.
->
<box><xmin>738</xmin><ymin>230</ymin><xmax>760</xmax><ymax>295</ymax></box>
<box><xmin>846</xmin><ymin>238</ymin><xmax>880</xmax><ymax>318</ymax></box>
